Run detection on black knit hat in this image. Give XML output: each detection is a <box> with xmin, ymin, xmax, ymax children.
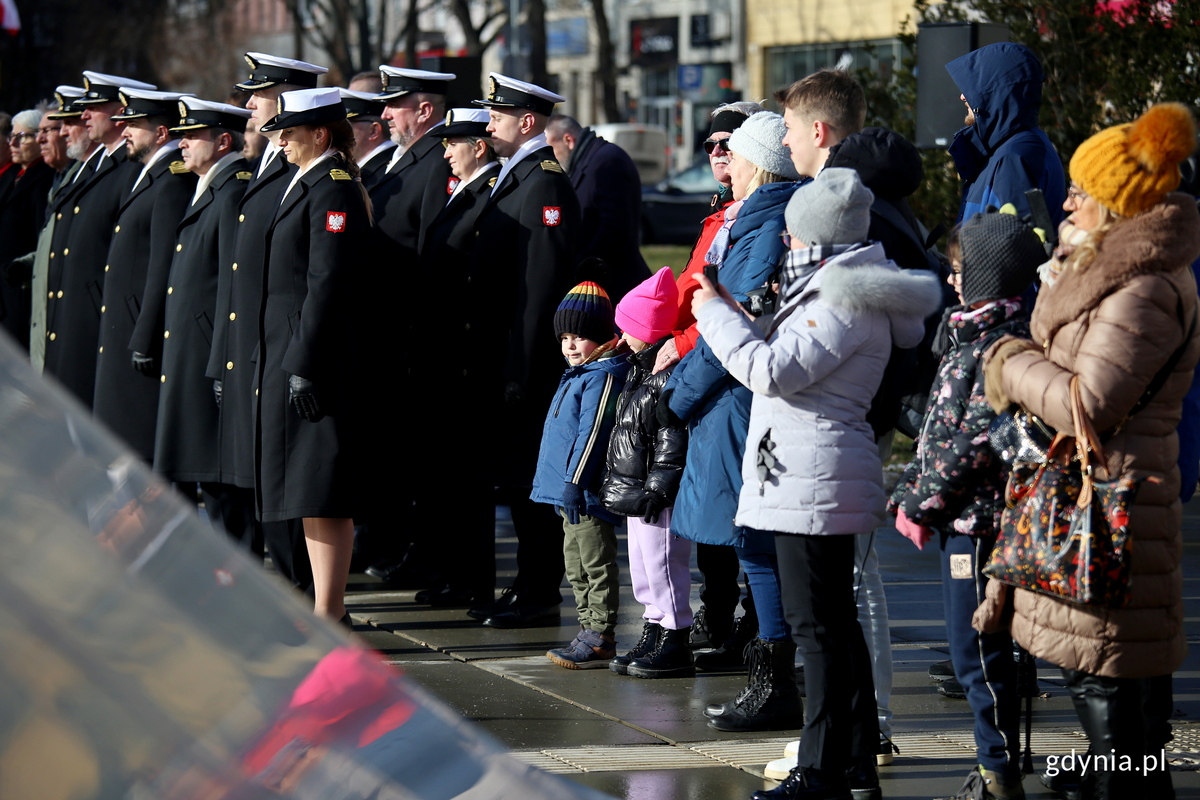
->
<box><xmin>958</xmin><ymin>212</ymin><xmax>1045</xmax><ymax>307</ymax></box>
<box><xmin>554</xmin><ymin>281</ymin><xmax>614</xmax><ymax>344</ymax></box>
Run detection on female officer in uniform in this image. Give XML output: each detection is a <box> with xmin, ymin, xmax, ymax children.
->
<box><xmin>257</xmin><ymin>88</ymin><xmax>371</xmax><ymax>624</ymax></box>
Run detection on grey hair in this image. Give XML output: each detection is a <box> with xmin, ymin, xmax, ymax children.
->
<box><xmin>12</xmin><ymin>109</ymin><xmax>40</xmax><ymax>132</ymax></box>
<box><xmin>711</xmin><ymin>101</ymin><xmax>766</xmax><ymax>119</ymax></box>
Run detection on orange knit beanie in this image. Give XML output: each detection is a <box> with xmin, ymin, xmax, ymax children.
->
<box><xmin>1069</xmin><ymin>102</ymin><xmax>1197</xmax><ymax>217</ymax></box>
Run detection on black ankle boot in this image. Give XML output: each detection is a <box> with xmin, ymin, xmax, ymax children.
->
<box><xmin>690</xmin><ymin>604</ymin><xmax>733</xmax><ymax>650</ymax></box>
<box><xmin>751</xmin><ymin>765</ymin><xmax>852</xmax><ymax>800</ymax></box>
<box><xmin>628</xmin><ymin>627</ymin><xmax>695</xmax><ymax>678</ymax></box>
<box><xmin>708</xmin><ymin>638</ymin><xmax>803</xmax><ymax>732</ymax></box>
<box><xmin>695</xmin><ymin>612</ymin><xmax>759</xmax><ymax>672</ymax></box>
<box><xmin>611</xmin><ymin>621</ymin><xmax>662</xmax><ymax>676</ymax></box>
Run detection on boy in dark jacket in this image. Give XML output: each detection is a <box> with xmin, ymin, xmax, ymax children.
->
<box><xmin>599</xmin><ymin>268</ymin><xmax>692</xmax><ymax>678</ymax></box>
<box><xmin>532</xmin><ymin>281</ymin><xmax>631</xmax><ymax>669</ymax></box>
<box><xmin>888</xmin><ymin>211</ymin><xmax>1046</xmax><ymax>800</ymax></box>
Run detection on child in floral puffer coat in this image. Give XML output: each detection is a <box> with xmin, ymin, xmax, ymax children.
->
<box><xmin>888</xmin><ymin>210</ymin><xmax>1046</xmax><ymax>800</ymax></box>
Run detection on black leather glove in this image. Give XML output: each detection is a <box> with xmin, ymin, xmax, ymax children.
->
<box><xmin>560</xmin><ymin>482</ymin><xmax>585</xmax><ymax>525</ymax></box>
<box><xmin>635</xmin><ymin>492</ymin><xmax>669</xmax><ymax>524</ymax></box>
<box><xmin>288</xmin><ymin>374</ymin><xmax>325</xmax><ymax>422</ymax></box>
<box><xmin>5</xmin><ymin>253</ymin><xmax>33</xmax><ymax>287</ymax></box>
<box><xmin>131</xmin><ymin>351</ymin><xmax>155</xmax><ymax>376</ymax></box>
<box><xmin>504</xmin><ymin>381</ymin><xmax>525</xmax><ymax>407</ymax></box>
<box><xmin>213</xmin><ymin>379</ymin><xmax>222</xmax><ymax>408</ymax></box>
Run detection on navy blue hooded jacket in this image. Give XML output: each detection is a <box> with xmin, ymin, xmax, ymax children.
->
<box><xmin>946</xmin><ymin>43</ymin><xmax>1066</xmax><ymax>224</ymax></box>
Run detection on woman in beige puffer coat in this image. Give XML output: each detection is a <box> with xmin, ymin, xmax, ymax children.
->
<box><xmin>987</xmin><ymin>103</ymin><xmax>1200</xmax><ymax>800</ymax></box>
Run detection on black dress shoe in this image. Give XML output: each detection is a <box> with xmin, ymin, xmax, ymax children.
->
<box><xmin>365</xmin><ymin>557</ymin><xmax>442</xmax><ymax>589</ymax></box>
<box><xmin>752</xmin><ymin>766</ymin><xmax>852</xmax><ymax>800</ymax></box>
<box><xmin>468</xmin><ymin>586</ymin><xmax>518</xmax><ymax>621</ymax></box>
<box><xmin>483</xmin><ymin>604</ymin><xmax>561</xmax><ymax>628</ymax></box>
<box><xmin>415</xmin><ymin>586</ymin><xmax>488</xmax><ymax>607</ymax></box>
<box><xmin>939</xmin><ymin>677</ymin><xmax>967</xmax><ymax>699</ymax></box>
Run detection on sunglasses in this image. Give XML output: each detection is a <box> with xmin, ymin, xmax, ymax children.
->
<box><xmin>703</xmin><ymin>137</ymin><xmax>731</xmax><ymax>155</ymax></box>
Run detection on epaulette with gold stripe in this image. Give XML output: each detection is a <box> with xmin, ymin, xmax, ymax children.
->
<box><xmin>540</xmin><ymin>160</ymin><xmax>564</xmax><ymax>174</ymax></box>
<box><xmin>330</xmin><ymin>169</ymin><xmax>352</xmax><ymax>181</ymax></box>
<box><xmin>236</xmin><ymin>171</ymin><xmax>253</xmax><ymax>181</ymax></box>
<box><xmin>168</xmin><ymin>160</ymin><xmax>190</xmax><ymax>174</ymax></box>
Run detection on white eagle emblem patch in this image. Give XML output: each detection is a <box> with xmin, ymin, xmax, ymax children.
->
<box><xmin>543</xmin><ymin>206</ymin><xmax>561</xmax><ymax>226</ymax></box>
<box><xmin>326</xmin><ymin>212</ymin><xmax>347</xmax><ymax>232</ymax></box>
<box><xmin>447</xmin><ymin>176</ymin><xmax>461</xmax><ymax>194</ymax></box>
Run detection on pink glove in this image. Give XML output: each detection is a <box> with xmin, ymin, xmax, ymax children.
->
<box><xmin>894</xmin><ymin>507</ymin><xmax>935</xmax><ymax>550</ymax></box>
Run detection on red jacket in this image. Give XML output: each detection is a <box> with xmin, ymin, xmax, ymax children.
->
<box><xmin>672</xmin><ymin>201</ymin><xmax>731</xmax><ymax>358</ymax></box>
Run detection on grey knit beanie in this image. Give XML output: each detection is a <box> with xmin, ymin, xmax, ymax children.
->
<box><xmin>958</xmin><ymin>212</ymin><xmax>1044</xmax><ymax>306</ymax></box>
<box><xmin>727</xmin><ymin>111</ymin><xmax>800</xmax><ymax>180</ymax></box>
<box><xmin>785</xmin><ymin>167</ymin><xmax>874</xmax><ymax>247</ymax></box>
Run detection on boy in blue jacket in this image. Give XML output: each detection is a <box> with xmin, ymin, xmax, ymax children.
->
<box><xmin>531</xmin><ymin>281</ymin><xmax>632</xmax><ymax>668</ymax></box>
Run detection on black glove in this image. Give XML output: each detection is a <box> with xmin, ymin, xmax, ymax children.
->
<box><xmin>131</xmin><ymin>351</ymin><xmax>155</xmax><ymax>376</ymax></box>
<box><xmin>213</xmin><ymin>379</ymin><xmax>222</xmax><ymax>408</ymax></box>
<box><xmin>634</xmin><ymin>492</ymin><xmax>669</xmax><ymax>524</ymax></box>
<box><xmin>560</xmin><ymin>482</ymin><xmax>585</xmax><ymax>525</ymax></box>
<box><xmin>504</xmin><ymin>381</ymin><xmax>525</xmax><ymax>406</ymax></box>
<box><xmin>5</xmin><ymin>253</ymin><xmax>33</xmax><ymax>287</ymax></box>
<box><xmin>289</xmin><ymin>374</ymin><xmax>325</xmax><ymax>422</ymax></box>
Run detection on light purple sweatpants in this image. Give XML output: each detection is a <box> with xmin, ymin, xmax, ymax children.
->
<box><xmin>627</xmin><ymin>508</ymin><xmax>694</xmax><ymax>631</ymax></box>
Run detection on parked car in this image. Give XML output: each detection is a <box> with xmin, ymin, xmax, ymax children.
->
<box><xmin>591</xmin><ymin>123</ymin><xmax>669</xmax><ymax>185</ymax></box>
<box><xmin>640</xmin><ymin>155</ymin><xmax>719</xmax><ymax>245</ymax></box>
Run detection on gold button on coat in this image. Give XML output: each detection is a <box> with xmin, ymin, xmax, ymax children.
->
<box><xmin>167</xmin><ymin>287</ymin><xmax>173</xmax><ymax>294</ymax></box>
<box><xmin>160</xmin><ymin>375</ymin><xmax>166</xmax><ymax>383</ymax></box>
<box><xmin>232</xmin><ymin>262</ymin><xmax>238</xmax><ymax>270</ymax></box>
<box><xmin>175</xmin><ymin>244</ymin><xmax>182</xmax><ymax>252</ymax></box>
<box><xmin>100</xmin><ymin>305</ymin><xmax>106</xmax><ymax>313</ymax></box>
<box><xmin>229</xmin><ymin>313</ymin><xmax>236</xmax><ymax>321</ymax></box>
<box><xmin>226</xmin><ymin>361</ymin><xmax>234</xmax><ymax>370</ymax></box>
<box><xmin>63</xmin><ymin>248</ymin><xmax>69</xmax><ymax>255</ymax></box>
<box><xmin>238</xmin><ymin>214</ymin><xmax>245</xmax><ymax>222</ymax></box>
<box><xmin>114</xmin><ymin>225</ymin><xmax>120</xmax><ymax>232</ymax></box>
<box><xmin>163</xmin><ymin>331</ymin><xmax>169</xmax><ymax>338</ymax></box>
<box><xmin>48</xmin><ymin>333</ymin><xmax>56</xmax><ymax>340</ymax></box>
<box><xmin>56</xmin><ymin>290</ymin><xmax>63</xmax><ymax>298</ymax></box>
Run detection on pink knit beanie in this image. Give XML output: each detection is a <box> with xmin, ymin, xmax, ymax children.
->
<box><xmin>615</xmin><ymin>266</ymin><xmax>679</xmax><ymax>344</ymax></box>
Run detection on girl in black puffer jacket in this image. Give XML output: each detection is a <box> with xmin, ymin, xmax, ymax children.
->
<box><xmin>600</xmin><ymin>268</ymin><xmax>692</xmax><ymax>679</ymax></box>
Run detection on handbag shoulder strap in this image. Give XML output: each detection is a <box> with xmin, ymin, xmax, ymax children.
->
<box><xmin>1070</xmin><ymin>375</ymin><xmax>1104</xmax><ymax>506</ymax></box>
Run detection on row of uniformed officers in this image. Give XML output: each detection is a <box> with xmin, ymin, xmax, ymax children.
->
<box><xmin>23</xmin><ymin>54</ymin><xmax>585</xmax><ymax>623</ymax></box>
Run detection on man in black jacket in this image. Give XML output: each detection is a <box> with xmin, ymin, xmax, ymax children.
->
<box><xmin>155</xmin><ymin>97</ymin><xmax>256</xmax><ymax>552</ymax></box>
<box><xmin>465</xmin><ymin>73</ymin><xmax>581</xmax><ymax>629</ymax></box>
<box><xmin>339</xmin><ymin>88</ymin><xmax>395</xmax><ymax>189</ymax></box>
<box><xmin>545</xmin><ymin>114</ymin><xmax>649</xmax><ymax>301</ymax></box>
<box><xmin>93</xmin><ymin>88</ymin><xmax>197</xmax><ymax>463</ymax></box>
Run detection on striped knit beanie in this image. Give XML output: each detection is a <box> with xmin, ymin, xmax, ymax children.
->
<box><xmin>554</xmin><ymin>281</ymin><xmax>614</xmax><ymax>344</ymax></box>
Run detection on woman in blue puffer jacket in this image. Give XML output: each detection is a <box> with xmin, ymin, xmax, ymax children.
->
<box><xmin>664</xmin><ymin>111</ymin><xmax>803</xmax><ymax>731</ymax></box>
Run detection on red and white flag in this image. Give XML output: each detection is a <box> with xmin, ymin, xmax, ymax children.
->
<box><xmin>0</xmin><ymin>0</ymin><xmax>20</xmax><ymax>35</ymax></box>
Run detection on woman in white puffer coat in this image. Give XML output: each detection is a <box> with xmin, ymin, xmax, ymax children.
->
<box><xmin>693</xmin><ymin>168</ymin><xmax>942</xmax><ymax>799</ymax></box>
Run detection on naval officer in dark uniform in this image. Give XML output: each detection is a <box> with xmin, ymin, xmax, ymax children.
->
<box><xmin>155</xmin><ymin>98</ymin><xmax>256</xmax><ymax>550</ymax></box>
<box><xmin>466</xmin><ymin>73</ymin><xmax>582</xmax><ymax>628</ymax></box>
<box><xmin>408</xmin><ymin>108</ymin><xmax>501</xmax><ymax>608</ymax></box>
<box><xmin>339</xmin><ymin>88</ymin><xmax>395</xmax><ymax>189</ymax></box>
<box><xmin>358</xmin><ymin>67</ymin><xmax>458</xmax><ymax>589</ymax></box>
<box><xmin>93</xmin><ymin>88</ymin><xmax>197</xmax><ymax>463</ymax></box>
<box><xmin>44</xmin><ymin>71</ymin><xmax>151</xmax><ymax>408</ymax></box>
<box><xmin>207</xmin><ymin>51</ymin><xmax>328</xmax><ymax>591</ymax></box>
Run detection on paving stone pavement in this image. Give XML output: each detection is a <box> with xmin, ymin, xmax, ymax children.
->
<box><xmin>344</xmin><ymin>502</ymin><xmax>1200</xmax><ymax>800</ymax></box>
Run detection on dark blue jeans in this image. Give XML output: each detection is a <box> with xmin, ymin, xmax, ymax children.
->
<box><xmin>735</xmin><ymin>531</ymin><xmax>786</xmax><ymax>641</ymax></box>
<box><xmin>941</xmin><ymin>530</ymin><xmax>1019</xmax><ymax>777</ymax></box>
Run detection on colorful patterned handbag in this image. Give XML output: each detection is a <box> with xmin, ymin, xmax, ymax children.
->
<box><xmin>984</xmin><ymin>376</ymin><xmax>1140</xmax><ymax>608</ymax></box>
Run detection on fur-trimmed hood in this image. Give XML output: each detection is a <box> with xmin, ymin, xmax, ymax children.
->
<box><xmin>1033</xmin><ymin>193</ymin><xmax>1200</xmax><ymax>339</ymax></box>
<box><xmin>785</xmin><ymin>242</ymin><xmax>944</xmax><ymax>349</ymax></box>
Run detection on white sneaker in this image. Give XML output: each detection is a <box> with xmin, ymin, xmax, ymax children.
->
<box><xmin>763</xmin><ymin>740</ymin><xmax>800</xmax><ymax>780</ymax></box>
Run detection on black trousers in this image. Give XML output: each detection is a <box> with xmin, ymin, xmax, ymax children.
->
<box><xmin>199</xmin><ymin>482</ymin><xmax>264</xmax><ymax>558</ymax></box>
<box><xmin>696</xmin><ymin>543</ymin><xmax>755</xmax><ymax>620</ymax></box>
<box><xmin>509</xmin><ymin>496</ymin><xmax>565</xmax><ymax>607</ymax></box>
<box><xmin>776</xmin><ymin>533</ymin><xmax>879</xmax><ymax>772</ymax></box>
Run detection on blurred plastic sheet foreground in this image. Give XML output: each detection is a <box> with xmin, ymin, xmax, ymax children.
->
<box><xmin>0</xmin><ymin>331</ymin><xmax>612</xmax><ymax>800</ymax></box>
